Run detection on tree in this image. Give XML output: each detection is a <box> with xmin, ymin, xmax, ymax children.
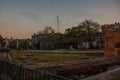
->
<box><xmin>80</xmin><ymin>20</ymin><xmax>100</xmax><ymax>48</ymax></box>
<box><xmin>43</xmin><ymin>26</ymin><xmax>55</xmax><ymax>34</ymax></box>
<box><xmin>64</xmin><ymin>26</ymin><xmax>86</xmax><ymax>49</ymax></box>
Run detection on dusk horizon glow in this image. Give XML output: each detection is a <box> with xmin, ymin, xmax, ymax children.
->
<box><xmin>0</xmin><ymin>0</ymin><xmax>120</xmax><ymax>39</ymax></box>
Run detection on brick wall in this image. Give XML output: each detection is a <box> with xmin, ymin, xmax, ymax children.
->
<box><xmin>105</xmin><ymin>31</ymin><xmax>120</xmax><ymax>57</ymax></box>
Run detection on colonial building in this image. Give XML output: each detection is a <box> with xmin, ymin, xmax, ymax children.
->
<box><xmin>31</xmin><ymin>33</ymin><xmax>48</xmax><ymax>49</ymax></box>
<box><xmin>31</xmin><ymin>27</ymin><xmax>57</xmax><ymax>50</ymax></box>
<box><xmin>4</xmin><ymin>38</ymin><xmax>32</xmax><ymax>50</ymax></box>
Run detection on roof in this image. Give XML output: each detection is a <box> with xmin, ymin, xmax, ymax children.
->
<box><xmin>106</xmin><ymin>30</ymin><xmax>120</xmax><ymax>32</ymax></box>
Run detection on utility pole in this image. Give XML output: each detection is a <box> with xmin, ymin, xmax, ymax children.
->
<box><xmin>57</xmin><ymin>14</ymin><xmax>60</xmax><ymax>49</ymax></box>
<box><xmin>57</xmin><ymin>14</ymin><xmax>60</xmax><ymax>33</ymax></box>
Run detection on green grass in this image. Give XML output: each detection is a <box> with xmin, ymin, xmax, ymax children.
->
<box><xmin>12</xmin><ymin>52</ymin><xmax>104</xmax><ymax>67</ymax></box>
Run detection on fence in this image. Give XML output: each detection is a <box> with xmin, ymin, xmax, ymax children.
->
<box><xmin>0</xmin><ymin>58</ymin><xmax>72</xmax><ymax>80</ymax></box>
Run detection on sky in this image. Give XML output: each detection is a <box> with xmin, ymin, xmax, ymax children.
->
<box><xmin>0</xmin><ymin>0</ymin><xmax>120</xmax><ymax>39</ymax></box>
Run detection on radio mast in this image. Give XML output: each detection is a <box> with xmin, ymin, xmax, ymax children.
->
<box><xmin>57</xmin><ymin>14</ymin><xmax>60</xmax><ymax>33</ymax></box>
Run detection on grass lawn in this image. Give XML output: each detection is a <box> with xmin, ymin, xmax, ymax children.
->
<box><xmin>11</xmin><ymin>52</ymin><xmax>104</xmax><ymax>68</ymax></box>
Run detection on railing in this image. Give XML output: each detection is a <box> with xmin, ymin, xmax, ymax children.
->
<box><xmin>0</xmin><ymin>58</ymin><xmax>72</xmax><ymax>80</ymax></box>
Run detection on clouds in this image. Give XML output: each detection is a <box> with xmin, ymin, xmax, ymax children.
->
<box><xmin>19</xmin><ymin>12</ymin><xmax>43</xmax><ymax>23</ymax></box>
<box><xmin>0</xmin><ymin>0</ymin><xmax>120</xmax><ymax>39</ymax></box>
<box><xmin>115</xmin><ymin>0</ymin><xmax>120</xmax><ymax>12</ymax></box>
<box><xmin>0</xmin><ymin>13</ymin><xmax>41</xmax><ymax>39</ymax></box>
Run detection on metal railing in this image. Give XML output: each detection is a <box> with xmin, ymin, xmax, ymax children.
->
<box><xmin>0</xmin><ymin>58</ymin><xmax>72</xmax><ymax>80</ymax></box>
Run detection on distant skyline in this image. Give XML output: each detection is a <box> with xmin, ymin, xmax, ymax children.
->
<box><xmin>0</xmin><ymin>0</ymin><xmax>120</xmax><ymax>39</ymax></box>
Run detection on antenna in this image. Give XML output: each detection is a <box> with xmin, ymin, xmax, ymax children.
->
<box><xmin>57</xmin><ymin>14</ymin><xmax>60</xmax><ymax>33</ymax></box>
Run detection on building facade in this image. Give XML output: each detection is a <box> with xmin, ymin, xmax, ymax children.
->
<box><xmin>4</xmin><ymin>38</ymin><xmax>32</xmax><ymax>50</ymax></box>
<box><xmin>103</xmin><ymin>23</ymin><xmax>120</xmax><ymax>57</ymax></box>
<box><xmin>102</xmin><ymin>23</ymin><xmax>120</xmax><ymax>33</ymax></box>
<box><xmin>31</xmin><ymin>27</ymin><xmax>60</xmax><ymax>50</ymax></box>
<box><xmin>105</xmin><ymin>31</ymin><xmax>120</xmax><ymax>57</ymax></box>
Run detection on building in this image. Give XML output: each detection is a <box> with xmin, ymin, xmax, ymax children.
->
<box><xmin>102</xmin><ymin>22</ymin><xmax>120</xmax><ymax>57</ymax></box>
<box><xmin>65</xmin><ymin>26</ymin><xmax>104</xmax><ymax>49</ymax></box>
<box><xmin>4</xmin><ymin>38</ymin><xmax>32</xmax><ymax>50</ymax></box>
<box><xmin>105</xmin><ymin>31</ymin><xmax>120</xmax><ymax>57</ymax></box>
<box><xmin>0</xmin><ymin>35</ymin><xmax>5</xmax><ymax>49</ymax></box>
<box><xmin>31</xmin><ymin>27</ymin><xmax>57</xmax><ymax>50</ymax></box>
<box><xmin>31</xmin><ymin>33</ymin><xmax>47</xmax><ymax>49</ymax></box>
<box><xmin>102</xmin><ymin>23</ymin><xmax>120</xmax><ymax>33</ymax></box>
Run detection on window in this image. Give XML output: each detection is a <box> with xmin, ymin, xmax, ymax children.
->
<box><xmin>116</xmin><ymin>43</ymin><xmax>120</xmax><ymax>48</ymax></box>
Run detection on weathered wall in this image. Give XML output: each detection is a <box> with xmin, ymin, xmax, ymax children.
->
<box><xmin>105</xmin><ymin>31</ymin><xmax>120</xmax><ymax>57</ymax></box>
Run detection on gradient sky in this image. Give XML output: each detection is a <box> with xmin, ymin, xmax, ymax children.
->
<box><xmin>0</xmin><ymin>0</ymin><xmax>120</xmax><ymax>39</ymax></box>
